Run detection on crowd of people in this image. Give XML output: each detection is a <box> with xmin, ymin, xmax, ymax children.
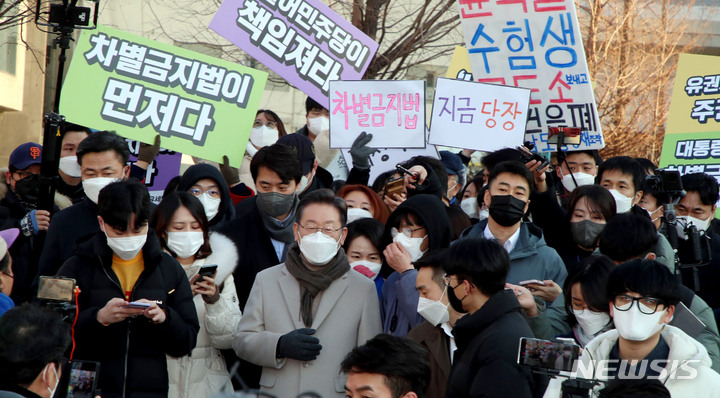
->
<box><xmin>2</xmin><ymin>96</ymin><xmax>720</xmax><ymax>398</ymax></box>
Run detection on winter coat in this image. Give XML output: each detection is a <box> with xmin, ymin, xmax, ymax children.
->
<box><xmin>232</xmin><ymin>261</ymin><xmax>382</xmax><ymax>398</ymax></box>
<box><xmin>446</xmin><ymin>289</ymin><xmax>536</xmax><ymax>398</ymax></box>
<box><xmin>459</xmin><ymin>219</ymin><xmax>568</xmax><ymax>289</ymax></box>
<box><xmin>167</xmin><ymin>232</ymin><xmax>242</xmax><ymax>398</ymax></box>
<box><xmin>407</xmin><ymin>321</ymin><xmax>452</xmax><ymax>398</ymax></box>
<box><xmin>543</xmin><ymin>325</ymin><xmax>720</xmax><ymax>397</ymax></box>
<box><xmin>57</xmin><ymin>231</ymin><xmax>199</xmax><ymax>398</ymax></box>
<box><xmin>381</xmin><ymin>195</ymin><xmax>453</xmax><ymax>336</ymax></box>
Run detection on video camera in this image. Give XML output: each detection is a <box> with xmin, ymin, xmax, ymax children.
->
<box><xmin>37</xmin><ymin>276</ymin><xmax>77</xmax><ymax>323</ymax></box>
<box><xmin>517</xmin><ymin>337</ymin><xmax>598</xmax><ymax>398</ymax></box>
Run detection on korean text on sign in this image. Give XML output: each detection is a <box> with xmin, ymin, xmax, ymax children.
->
<box><xmin>457</xmin><ymin>0</ymin><xmax>604</xmax><ymax>152</ymax></box>
<box><xmin>329</xmin><ymin>80</ymin><xmax>426</xmax><ymax>149</ymax></box>
<box><xmin>210</xmin><ymin>0</ymin><xmax>379</xmax><ymax>107</ymax></box>
<box><xmin>428</xmin><ymin>77</ymin><xmax>530</xmax><ymax>152</ymax></box>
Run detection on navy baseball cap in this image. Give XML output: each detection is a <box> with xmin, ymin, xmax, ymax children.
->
<box><xmin>440</xmin><ymin>150</ymin><xmax>463</xmax><ymax>176</ymax></box>
<box><xmin>9</xmin><ymin>142</ymin><xmax>43</xmax><ymax>170</ymax></box>
<box><xmin>277</xmin><ymin>134</ymin><xmax>316</xmax><ymax>175</ymax></box>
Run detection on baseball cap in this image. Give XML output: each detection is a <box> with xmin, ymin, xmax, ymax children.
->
<box><xmin>9</xmin><ymin>142</ymin><xmax>43</xmax><ymax>170</ymax></box>
<box><xmin>440</xmin><ymin>150</ymin><xmax>463</xmax><ymax>177</ymax></box>
<box><xmin>276</xmin><ymin>134</ymin><xmax>316</xmax><ymax>175</ymax></box>
<box><xmin>0</xmin><ymin>228</ymin><xmax>20</xmax><ymax>260</ymax></box>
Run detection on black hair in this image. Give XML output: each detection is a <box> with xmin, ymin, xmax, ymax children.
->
<box><xmin>634</xmin><ymin>157</ymin><xmax>657</xmax><ymax>175</ymax></box>
<box><xmin>76</xmin><ymin>130</ymin><xmax>130</xmax><ymax>165</ymax></box>
<box><xmin>567</xmin><ymin>185</ymin><xmax>617</xmax><ymax>223</ymax></box>
<box><xmin>0</xmin><ymin>304</ymin><xmax>71</xmax><ymax>386</ymax></box>
<box><xmin>305</xmin><ymin>96</ymin><xmax>326</xmax><ymax>114</ymax></box>
<box><xmin>400</xmin><ymin>156</ymin><xmax>449</xmax><ymax>193</ymax></box>
<box><xmin>343</xmin><ymin>218</ymin><xmax>385</xmax><ymax>259</ymax></box>
<box><xmin>98</xmin><ymin>179</ymin><xmax>151</xmax><ymax>231</ymax></box>
<box><xmin>481</xmin><ymin>148</ymin><xmax>525</xmax><ymax>172</ymax></box>
<box><xmin>598</xmin><ymin>213</ymin><xmax>658</xmax><ymax>262</ymax></box>
<box><xmin>558</xmin><ymin>150</ymin><xmax>601</xmax><ymax>167</ymax></box>
<box><xmin>681</xmin><ymin>172</ymin><xmax>720</xmax><ymax>206</ymax></box>
<box><xmin>163</xmin><ymin>175</ymin><xmax>181</xmax><ymax>198</ymax></box>
<box><xmin>250</xmin><ymin>143</ymin><xmax>303</xmax><ymax>184</ymax></box>
<box><xmin>486</xmin><ymin>160</ymin><xmax>535</xmax><ymax>193</ymax></box>
<box><xmin>442</xmin><ymin>238</ymin><xmax>509</xmax><ymax>296</ymax></box>
<box><xmin>297</xmin><ymin>188</ymin><xmax>348</xmax><ymax>227</ymax></box>
<box><xmin>64</xmin><ymin>122</ymin><xmax>92</xmax><ymax>136</ymax></box>
<box><xmin>460</xmin><ymin>175</ymin><xmax>484</xmax><ymax>202</ymax></box>
<box><xmin>371</xmin><ymin>170</ymin><xmax>397</xmax><ymax>194</ymax></box>
<box><xmin>340</xmin><ymin>334</ymin><xmax>431</xmax><ymax>398</ymax></box>
<box><xmin>0</xmin><ymin>253</ymin><xmax>9</xmax><ymax>274</ymax></box>
<box><xmin>564</xmin><ymin>255</ymin><xmax>616</xmax><ymax>327</ymax></box>
<box><xmin>598</xmin><ymin>379</ymin><xmax>670</xmax><ymax>398</ymax></box>
<box><xmin>607</xmin><ymin>259</ymin><xmax>682</xmax><ymax>307</ymax></box>
<box><xmin>414</xmin><ymin>249</ymin><xmax>449</xmax><ymax>291</ymax></box>
<box><xmin>596</xmin><ymin>156</ymin><xmax>645</xmax><ymax>194</ymax></box>
<box><xmin>149</xmin><ymin>191</ymin><xmax>212</xmax><ymax>259</ymax></box>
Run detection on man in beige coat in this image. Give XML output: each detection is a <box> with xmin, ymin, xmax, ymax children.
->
<box><xmin>233</xmin><ymin>189</ymin><xmax>382</xmax><ymax>398</ymax></box>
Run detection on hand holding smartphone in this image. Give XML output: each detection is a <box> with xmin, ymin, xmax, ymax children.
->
<box><xmin>195</xmin><ymin>265</ymin><xmax>218</xmax><ymax>284</ymax></box>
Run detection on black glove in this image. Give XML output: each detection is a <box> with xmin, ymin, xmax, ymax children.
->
<box><xmin>219</xmin><ymin>155</ymin><xmax>240</xmax><ymax>186</ymax></box>
<box><xmin>137</xmin><ymin>134</ymin><xmax>161</xmax><ymax>164</ymax></box>
<box><xmin>349</xmin><ymin>131</ymin><xmax>379</xmax><ymax>171</ymax></box>
<box><xmin>276</xmin><ymin>328</ymin><xmax>322</xmax><ymax>361</ymax></box>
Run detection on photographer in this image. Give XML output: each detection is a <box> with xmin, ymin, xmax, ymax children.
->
<box><xmin>0</xmin><ymin>304</ymin><xmax>71</xmax><ymax>398</ymax></box>
<box><xmin>57</xmin><ymin>180</ymin><xmax>199</xmax><ymax>398</ymax></box>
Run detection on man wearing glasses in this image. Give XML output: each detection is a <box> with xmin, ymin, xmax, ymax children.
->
<box><xmin>233</xmin><ymin>189</ymin><xmax>381</xmax><ymax>398</ymax></box>
<box><xmin>548</xmin><ymin>259</ymin><xmax>720</xmax><ymax>397</ymax></box>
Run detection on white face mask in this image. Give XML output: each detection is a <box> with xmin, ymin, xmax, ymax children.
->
<box><xmin>249</xmin><ymin>125</ymin><xmax>278</xmax><ymax>148</ymax></box>
<box><xmin>447</xmin><ymin>182</ymin><xmax>458</xmax><ymax>198</ymax></box>
<box><xmin>83</xmin><ymin>177</ymin><xmax>119</xmax><ymax>204</ymax></box>
<box><xmin>675</xmin><ymin>214</ymin><xmax>712</xmax><ymax>240</ymax></box>
<box><xmin>245</xmin><ymin>141</ymin><xmax>259</xmax><ymax>159</ymax></box>
<box><xmin>644</xmin><ymin>206</ymin><xmax>662</xmax><ymax>223</ymax></box>
<box><xmin>59</xmin><ymin>155</ymin><xmax>82</xmax><ymax>177</ymax></box>
<box><xmin>106</xmin><ymin>233</ymin><xmax>147</xmax><ymax>260</ymax></box>
<box><xmin>197</xmin><ymin>192</ymin><xmax>221</xmax><ymax>221</ymax></box>
<box><xmin>166</xmin><ymin>231</ymin><xmax>204</xmax><ymax>259</ymax></box>
<box><xmin>350</xmin><ymin>260</ymin><xmax>382</xmax><ymax>280</ymax></box>
<box><xmin>297</xmin><ymin>172</ymin><xmax>313</xmax><ymax>193</ymax></box>
<box><xmin>417</xmin><ymin>286</ymin><xmax>450</xmax><ymax>327</ymax></box>
<box><xmin>561</xmin><ymin>172</ymin><xmax>595</xmax><ymax>193</ymax></box>
<box><xmin>571</xmin><ymin>308</ymin><xmax>612</xmax><ymax>336</ymax></box>
<box><xmin>391</xmin><ymin>227</ymin><xmax>427</xmax><ymax>262</ymax></box>
<box><xmin>307</xmin><ymin>116</ymin><xmax>330</xmax><ymax>137</ymax></box>
<box><xmin>609</xmin><ymin>189</ymin><xmax>634</xmax><ymax>214</ymax></box>
<box><xmin>347</xmin><ymin>208</ymin><xmax>373</xmax><ymax>223</ymax></box>
<box><xmin>477</xmin><ymin>208</ymin><xmax>490</xmax><ymax>222</ymax></box>
<box><xmin>43</xmin><ymin>363</ymin><xmax>59</xmax><ymax>398</ymax></box>
<box><xmin>613</xmin><ymin>302</ymin><xmax>667</xmax><ymax>341</ymax></box>
<box><xmin>299</xmin><ymin>231</ymin><xmax>341</xmax><ymax>265</ymax></box>
<box><xmin>461</xmin><ymin>198</ymin><xmax>478</xmax><ymax>218</ymax></box>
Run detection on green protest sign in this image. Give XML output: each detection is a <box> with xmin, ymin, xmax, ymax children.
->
<box><xmin>59</xmin><ymin>25</ymin><xmax>267</xmax><ymax>167</ymax></box>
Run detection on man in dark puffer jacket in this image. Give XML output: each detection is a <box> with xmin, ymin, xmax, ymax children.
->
<box><xmin>58</xmin><ymin>180</ymin><xmax>199</xmax><ymax>398</ymax></box>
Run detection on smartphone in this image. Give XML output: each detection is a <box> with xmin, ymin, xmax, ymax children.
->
<box><xmin>517</xmin><ymin>337</ymin><xmax>580</xmax><ymax>372</ymax></box>
<box><xmin>395</xmin><ymin>164</ymin><xmax>417</xmax><ymax>179</ymax></box>
<box><xmin>124</xmin><ymin>301</ymin><xmax>151</xmax><ymax>309</ymax></box>
<box><xmin>65</xmin><ymin>360</ymin><xmax>100</xmax><ymax>398</ymax></box>
<box><xmin>519</xmin><ymin>279</ymin><xmax>546</xmax><ymax>286</ymax></box>
<box><xmin>517</xmin><ymin>147</ymin><xmax>550</xmax><ymax>171</ymax></box>
<box><xmin>383</xmin><ymin>177</ymin><xmax>405</xmax><ymax>199</ymax></box>
<box><xmin>547</xmin><ymin>126</ymin><xmax>582</xmax><ymax>145</ymax></box>
<box><xmin>37</xmin><ymin>276</ymin><xmax>76</xmax><ymax>302</ymax></box>
<box><xmin>195</xmin><ymin>264</ymin><xmax>218</xmax><ymax>284</ymax></box>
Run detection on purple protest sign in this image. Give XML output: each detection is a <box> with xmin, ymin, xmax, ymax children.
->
<box><xmin>209</xmin><ymin>0</ymin><xmax>379</xmax><ymax>108</ymax></box>
<box><xmin>126</xmin><ymin>139</ymin><xmax>182</xmax><ymax>204</ymax></box>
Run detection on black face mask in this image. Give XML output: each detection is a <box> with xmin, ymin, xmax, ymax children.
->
<box><xmin>447</xmin><ymin>282</ymin><xmax>468</xmax><ymax>314</ymax></box>
<box><xmin>488</xmin><ymin>195</ymin><xmax>526</xmax><ymax>227</ymax></box>
<box><xmin>14</xmin><ymin>174</ymin><xmax>40</xmax><ymax>204</ymax></box>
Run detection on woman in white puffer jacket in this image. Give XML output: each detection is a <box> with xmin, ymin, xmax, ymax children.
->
<box><xmin>150</xmin><ymin>191</ymin><xmax>242</xmax><ymax>398</ymax></box>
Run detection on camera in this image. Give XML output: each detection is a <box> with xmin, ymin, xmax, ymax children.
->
<box><xmin>37</xmin><ymin>276</ymin><xmax>77</xmax><ymax>323</ymax></box>
<box><xmin>518</xmin><ymin>338</ymin><xmax>597</xmax><ymax>398</ymax></box>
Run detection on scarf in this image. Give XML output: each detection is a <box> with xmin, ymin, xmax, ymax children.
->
<box><xmin>258</xmin><ymin>195</ymin><xmax>298</xmax><ymax>245</ymax></box>
<box><xmin>285</xmin><ymin>242</ymin><xmax>350</xmax><ymax>327</ymax></box>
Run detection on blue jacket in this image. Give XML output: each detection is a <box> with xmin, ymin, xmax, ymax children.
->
<box><xmin>459</xmin><ymin>219</ymin><xmax>568</xmax><ymax>289</ymax></box>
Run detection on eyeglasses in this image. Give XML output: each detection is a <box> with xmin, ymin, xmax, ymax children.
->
<box><xmin>189</xmin><ymin>187</ymin><xmax>221</xmax><ymax>199</ymax></box>
<box><xmin>299</xmin><ymin>223</ymin><xmax>342</xmax><ymax>235</ymax></box>
<box><xmin>1</xmin><ymin>271</ymin><xmax>13</xmax><ymax>279</ymax></box>
<box><xmin>613</xmin><ymin>295</ymin><xmax>666</xmax><ymax>314</ymax></box>
<box><xmin>398</xmin><ymin>226</ymin><xmax>425</xmax><ymax>238</ymax></box>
